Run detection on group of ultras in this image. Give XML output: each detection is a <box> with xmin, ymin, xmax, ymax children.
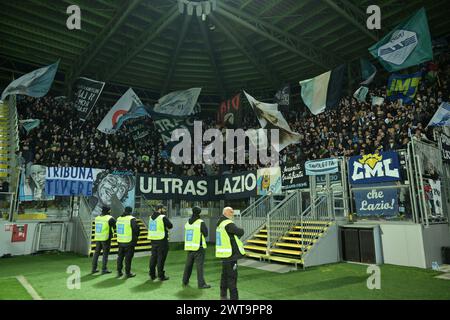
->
<box><xmin>92</xmin><ymin>204</ymin><xmax>246</xmax><ymax>300</ymax></box>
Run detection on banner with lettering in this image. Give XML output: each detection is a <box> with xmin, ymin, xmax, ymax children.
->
<box><xmin>73</xmin><ymin>77</ymin><xmax>105</xmax><ymax>121</ymax></box>
<box><xmin>45</xmin><ymin>167</ymin><xmax>101</xmax><ymax>196</ymax></box>
<box><xmin>386</xmin><ymin>71</ymin><xmax>422</xmax><ymax>104</ymax></box>
<box><xmin>441</xmin><ymin>133</ymin><xmax>450</xmax><ymax>164</ymax></box>
<box><xmin>348</xmin><ymin>151</ymin><xmax>401</xmax><ymax>185</ymax></box>
<box><xmin>354</xmin><ymin>185</ymin><xmax>398</xmax><ymax>216</ymax></box>
<box><xmin>137</xmin><ymin>171</ymin><xmax>257</xmax><ymax>201</ymax></box>
<box><xmin>305</xmin><ymin>158</ymin><xmax>339</xmax><ymax>176</ymax></box>
<box><xmin>281</xmin><ymin>162</ymin><xmax>309</xmax><ymax>190</ymax></box>
<box><xmin>19</xmin><ymin>165</ymin><xmax>55</xmax><ymax>201</ymax></box>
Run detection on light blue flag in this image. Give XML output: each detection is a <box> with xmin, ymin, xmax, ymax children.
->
<box><xmin>20</xmin><ymin>119</ymin><xmax>41</xmax><ymax>133</ymax></box>
<box><xmin>1</xmin><ymin>60</ymin><xmax>59</xmax><ymax>101</ymax></box>
<box><xmin>112</xmin><ymin>104</ymin><xmax>151</xmax><ymax>132</ymax></box>
<box><xmin>427</xmin><ymin>102</ymin><xmax>450</xmax><ymax>127</ymax></box>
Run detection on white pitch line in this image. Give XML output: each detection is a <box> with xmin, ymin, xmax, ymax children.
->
<box><xmin>16</xmin><ymin>275</ymin><xmax>43</xmax><ymax>300</ymax></box>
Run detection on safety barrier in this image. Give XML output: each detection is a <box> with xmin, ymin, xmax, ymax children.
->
<box><xmin>236</xmin><ymin>194</ymin><xmax>274</xmax><ymax>243</ymax></box>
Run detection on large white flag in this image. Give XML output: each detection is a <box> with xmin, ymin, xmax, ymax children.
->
<box><xmin>97</xmin><ymin>88</ymin><xmax>142</xmax><ymax>134</ymax></box>
<box><xmin>244</xmin><ymin>91</ymin><xmax>301</xmax><ymax>152</ymax></box>
<box><xmin>1</xmin><ymin>61</ymin><xmax>59</xmax><ymax>101</ymax></box>
<box><xmin>153</xmin><ymin>88</ymin><xmax>201</xmax><ymax>116</ymax></box>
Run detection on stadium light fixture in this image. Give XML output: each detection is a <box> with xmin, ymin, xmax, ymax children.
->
<box><xmin>178</xmin><ymin>0</ymin><xmax>217</xmax><ymax>17</ymax></box>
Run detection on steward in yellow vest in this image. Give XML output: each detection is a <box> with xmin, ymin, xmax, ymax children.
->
<box><xmin>116</xmin><ymin>207</ymin><xmax>140</xmax><ymax>278</ymax></box>
<box><xmin>92</xmin><ymin>207</ymin><xmax>116</xmax><ymax>274</ymax></box>
<box><xmin>182</xmin><ymin>206</ymin><xmax>210</xmax><ymax>289</ymax></box>
<box><xmin>216</xmin><ymin>207</ymin><xmax>245</xmax><ymax>301</ymax></box>
<box><xmin>148</xmin><ymin>204</ymin><xmax>173</xmax><ymax>281</ymax></box>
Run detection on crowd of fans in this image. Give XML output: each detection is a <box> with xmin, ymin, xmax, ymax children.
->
<box><xmin>16</xmin><ymin>51</ymin><xmax>449</xmax><ymax>177</ymax></box>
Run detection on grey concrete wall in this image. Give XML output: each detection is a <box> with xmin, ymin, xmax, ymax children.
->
<box><xmin>422</xmin><ymin>224</ymin><xmax>450</xmax><ymax>268</ymax></box>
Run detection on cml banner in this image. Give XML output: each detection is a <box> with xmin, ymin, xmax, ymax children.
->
<box><xmin>353</xmin><ymin>185</ymin><xmax>398</xmax><ymax>216</ymax></box>
<box><xmin>441</xmin><ymin>133</ymin><xmax>450</xmax><ymax>164</ymax></box>
<box><xmin>73</xmin><ymin>77</ymin><xmax>105</xmax><ymax>121</ymax></box>
<box><xmin>137</xmin><ymin>171</ymin><xmax>257</xmax><ymax>201</ymax></box>
<box><xmin>348</xmin><ymin>151</ymin><xmax>401</xmax><ymax>184</ymax></box>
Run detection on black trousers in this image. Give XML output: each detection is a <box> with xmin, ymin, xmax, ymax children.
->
<box><xmin>182</xmin><ymin>248</ymin><xmax>206</xmax><ymax>287</ymax></box>
<box><xmin>117</xmin><ymin>244</ymin><xmax>135</xmax><ymax>275</ymax></box>
<box><xmin>220</xmin><ymin>260</ymin><xmax>238</xmax><ymax>300</ymax></box>
<box><xmin>149</xmin><ymin>240</ymin><xmax>169</xmax><ymax>279</ymax></box>
<box><xmin>92</xmin><ymin>240</ymin><xmax>111</xmax><ymax>272</ymax></box>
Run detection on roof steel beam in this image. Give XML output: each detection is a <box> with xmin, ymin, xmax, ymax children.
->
<box><xmin>197</xmin><ymin>16</ymin><xmax>227</xmax><ymax>99</ymax></box>
<box><xmin>161</xmin><ymin>14</ymin><xmax>192</xmax><ymax>95</ymax></box>
<box><xmin>102</xmin><ymin>6</ymin><xmax>179</xmax><ymax>82</ymax></box>
<box><xmin>322</xmin><ymin>0</ymin><xmax>379</xmax><ymax>42</ymax></box>
<box><xmin>69</xmin><ymin>0</ymin><xmax>145</xmax><ymax>83</ymax></box>
<box><xmin>216</xmin><ymin>2</ymin><xmax>343</xmax><ymax>71</ymax></box>
<box><xmin>210</xmin><ymin>15</ymin><xmax>281</xmax><ymax>91</ymax></box>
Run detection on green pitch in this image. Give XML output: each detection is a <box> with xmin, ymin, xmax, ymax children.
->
<box><xmin>0</xmin><ymin>248</ymin><xmax>449</xmax><ymax>300</ymax></box>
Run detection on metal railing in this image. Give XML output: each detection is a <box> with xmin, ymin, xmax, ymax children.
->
<box><xmin>299</xmin><ymin>195</ymin><xmax>329</xmax><ymax>252</ymax></box>
<box><xmin>237</xmin><ymin>194</ymin><xmax>274</xmax><ymax>243</ymax></box>
<box><xmin>266</xmin><ymin>190</ymin><xmax>303</xmax><ymax>253</ymax></box>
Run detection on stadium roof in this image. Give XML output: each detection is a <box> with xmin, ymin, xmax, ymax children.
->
<box><xmin>0</xmin><ymin>0</ymin><xmax>449</xmax><ymax>109</ymax></box>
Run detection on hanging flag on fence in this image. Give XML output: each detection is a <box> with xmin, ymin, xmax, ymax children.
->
<box><xmin>299</xmin><ymin>64</ymin><xmax>346</xmax><ymax>115</ymax></box>
<box><xmin>97</xmin><ymin>88</ymin><xmax>142</xmax><ymax>134</ymax></box>
<box><xmin>274</xmin><ymin>84</ymin><xmax>290</xmax><ymax>111</ymax></box>
<box><xmin>244</xmin><ymin>91</ymin><xmax>301</xmax><ymax>152</ymax></box>
<box><xmin>441</xmin><ymin>133</ymin><xmax>450</xmax><ymax>164</ymax></box>
<box><xmin>368</xmin><ymin>7</ymin><xmax>433</xmax><ymax>72</ymax></box>
<box><xmin>1</xmin><ymin>60</ymin><xmax>59</xmax><ymax>101</ymax></box>
<box><xmin>427</xmin><ymin>102</ymin><xmax>450</xmax><ymax>127</ymax></box>
<box><xmin>153</xmin><ymin>88</ymin><xmax>201</xmax><ymax>116</ymax></box>
<box><xmin>72</xmin><ymin>77</ymin><xmax>105</xmax><ymax>121</ymax></box>
<box><xmin>386</xmin><ymin>71</ymin><xmax>422</xmax><ymax>104</ymax></box>
<box><xmin>360</xmin><ymin>58</ymin><xmax>377</xmax><ymax>85</ymax></box>
<box><xmin>217</xmin><ymin>93</ymin><xmax>242</xmax><ymax>128</ymax></box>
<box><xmin>353</xmin><ymin>86</ymin><xmax>369</xmax><ymax>103</ymax></box>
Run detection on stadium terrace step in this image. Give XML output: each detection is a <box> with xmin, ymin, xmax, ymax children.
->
<box><xmin>246</xmin><ymin>239</ymin><xmax>267</xmax><ymax>245</ymax></box>
<box><xmin>244</xmin><ymin>245</ymin><xmax>267</xmax><ymax>252</ymax></box>
<box><xmin>254</xmin><ymin>234</ymin><xmax>267</xmax><ymax>239</ymax></box>
<box><xmin>270</xmin><ymin>248</ymin><xmax>302</xmax><ymax>256</ymax></box>
<box><xmin>274</xmin><ymin>242</ymin><xmax>312</xmax><ymax>250</ymax></box>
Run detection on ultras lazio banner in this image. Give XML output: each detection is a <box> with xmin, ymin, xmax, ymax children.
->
<box><xmin>348</xmin><ymin>151</ymin><xmax>401</xmax><ymax>185</ymax></box>
<box><xmin>137</xmin><ymin>171</ymin><xmax>257</xmax><ymax>201</ymax></box>
<box><xmin>353</xmin><ymin>184</ymin><xmax>398</xmax><ymax>216</ymax></box>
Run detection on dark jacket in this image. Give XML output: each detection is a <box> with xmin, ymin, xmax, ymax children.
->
<box><xmin>151</xmin><ymin>211</ymin><xmax>173</xmax><ymax>242</ymax></box>
<box><xmin>118</xmin><ymin>213</ymin><xmax>140</xmax><ymax>246</ymax></box>
<box><xmin>217</xmin><ymin>215</ymin><xmax>245</xmax><ymax>261</ymax></box>
<box><xmin>188</xmin><ymin>214</ymin><xmax>208</xmax><ymax>248</ymax></box>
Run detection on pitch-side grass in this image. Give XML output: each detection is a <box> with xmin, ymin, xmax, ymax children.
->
<box><xmin>0</xmin><ymin>248</ymin><xmax>449</xmax><ymax>300</ymax></box>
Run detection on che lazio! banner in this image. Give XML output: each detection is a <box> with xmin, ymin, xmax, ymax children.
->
<box><xmin>386</xmin><ymin>71</ymin><xmax>422</xmax><ymax>104</ymax></box>
<box><xmin>353</xmin><ymin>185</ymin><xmax>398</xmax><ymax>216</ymax></box>
<box><xmin>348</xmin><ymin>151</ymin><xmax>401</xmax><ymax>184</ymax></box>
<box><xmin>368</xmin><ymin>7</ymin><xmax>433</xmax><ymax>72</ymax></box>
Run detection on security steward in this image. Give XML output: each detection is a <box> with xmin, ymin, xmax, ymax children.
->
<box><xmin>116</xmin><ymin>206</ymin><xmax>140</xmax><ymax>278</ymax></box>
<box><xmin>182</xmin><ymin>206</ymin><xmax>211</xmax><ymax>289</ymax></box>
<box><xmin>92</xmin><ymin>207</ymin><xmax>116</xmax><ymax>274</ymax></box>
<box><xmin>216</xmin><ymin>206</ymin><xmax>245</xmax><ymax>300</ymax></box>
<box><xmin>148</xmin><ymin>204</ymin><xmax>173</xmax><ymax>281</ymax></box>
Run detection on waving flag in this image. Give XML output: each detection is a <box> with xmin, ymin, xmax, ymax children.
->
<box><xmin>244</xmin><ymin>91</ymin><xmax>300</xmax><ymax>152</ymax></box>
<box><xmin>369</xmin><ymin>8</ymin><xmax>432</xmax><ymax>72</ymax></box>
<box><xmin>97</xmin><ymin>88</ymin><xmax>142</xmax><ymax>134</ymax></box>
<box><xmin>1</xmin><ymin>60</ymin><xmax>59</xmax><ymax>101</ymax></box>
<box><xmin>427</xmin><ymin>102</ymin><xmax>450</xmax><ymax>127</ymax></box>
<box><xmin>154</xmin><ymin>88</ymin><xmax>201</xmax><ymax>116</ymax></box>
<box><xmin>299</xmin><ymin>64</ymin><xmax>346</xmax><ymax>115</ymax></box>
<box><xmin>360</xmin><ymin>58</ymin><xmax>376</xmax><ymax>85</ymax></box>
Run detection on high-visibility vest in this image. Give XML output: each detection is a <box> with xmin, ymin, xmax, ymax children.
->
<box><xmin>116</xmin><ymin>216</ymin><xmax>133</xmax><ymax>244</ymax></box>
<box><xmin>215</xmin><ymin>219</ymin><xmax>245</xmax><ymax>258</ymax></box>
<box><xmin>94</xmin><ymin>214</ymin><xmax>112</xmax><ymax>241</ymax></box>
<box><xmin>184</xmin><ymin>219</ymin><xmax>207</xmax><ymax>251</ymax></box>
<box><xmin>148</xmin><ymin>215</ymin><xmax>166</xmax><ymax>240</ymax></box>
